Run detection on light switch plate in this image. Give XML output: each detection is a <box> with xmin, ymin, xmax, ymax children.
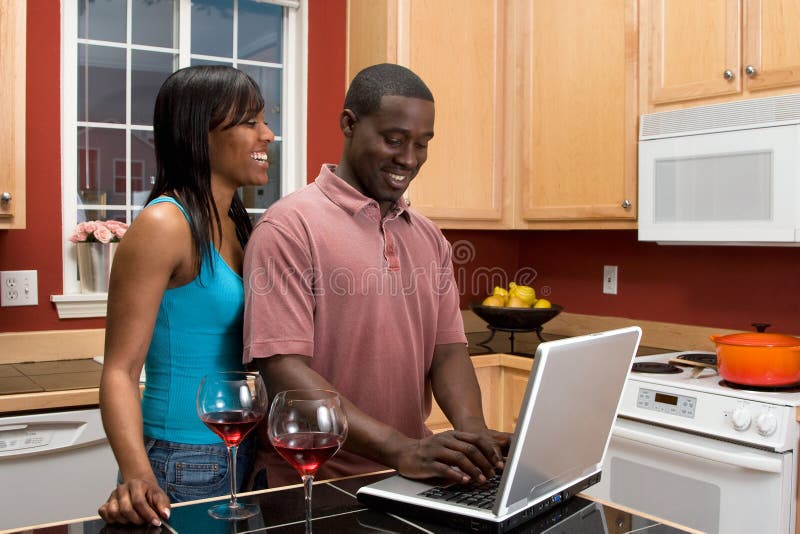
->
<box><xmin>1</xmin><ymin>270</ymin><xmax>38</xmax><ymax>306</ymax></box>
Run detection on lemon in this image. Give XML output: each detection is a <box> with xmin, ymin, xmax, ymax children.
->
<box><xmin>533</xmin><ymin>298</ymin><xmax>552</xmax><ymax>308</ymax></box>
<box><xmin>492</xmin><ymin>286</ymin><xmax>509</xmax><ymax>304</ymax></box>
<box><xmin>482</xmin><ymin>295</ymin><xmax>505</xmax><ymax>307</ymax></box>
<box><xmin>506</xmin><ymin>296</ymin><xmax>530</xmax><ymax>308</ymax></box>
<box><xmin>513</xmin><ymin>285</ymin><xmax>536</xmax><ymax>306</ymax></box>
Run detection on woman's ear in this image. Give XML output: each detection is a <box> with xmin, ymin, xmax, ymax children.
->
<box><xmin>340</xmin><ymin>109</ymin><xmax>358</xmax><ymax>137</ymax></box>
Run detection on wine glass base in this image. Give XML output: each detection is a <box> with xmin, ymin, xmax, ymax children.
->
<box><xmin>207</xmin><ymin>501</ymin><xmax>260</xmax><ymax>521</ymax></box>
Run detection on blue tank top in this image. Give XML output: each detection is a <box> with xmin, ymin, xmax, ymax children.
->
<box><xmin>141</xmin><ymin>197</ymin><xmax>245</xmax><ymax>444</ymax></box>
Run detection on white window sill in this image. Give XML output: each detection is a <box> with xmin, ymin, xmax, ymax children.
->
<box><xmin>51</xmin><ymin>293</ymin><xmax>108</xmax><ymax>318</ymax></box>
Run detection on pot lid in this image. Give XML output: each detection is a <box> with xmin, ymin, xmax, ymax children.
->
<box><xmin>712</xmin><ymin>332</ymin><xmax>800</xmax><ymax>347</ymax></box>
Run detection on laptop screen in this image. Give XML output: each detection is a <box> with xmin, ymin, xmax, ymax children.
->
<box><xmin>497</xmin><ymin>327</ymin><xmax>641</xmax><ymax>512</ymax></box>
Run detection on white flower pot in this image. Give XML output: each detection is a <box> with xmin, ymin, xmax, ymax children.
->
<box><xmin>77</xmin><ymin>242</ymin><xmax>118</xmax><ymax>294</ymax></box>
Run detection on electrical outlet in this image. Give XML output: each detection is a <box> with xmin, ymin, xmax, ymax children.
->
<box><xmin>603</xmin><ymin>265</ymin><xmax>618</xmax><ymax>295</ymax></box>
<box><xmin>1</xmin><ymin>270</ymin><xmax>38</xmax><ymax>306</ymax></box>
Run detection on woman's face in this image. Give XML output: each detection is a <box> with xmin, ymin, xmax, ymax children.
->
<box><xmin>208</xmin><ymin>109</ymin><xmax>275</xmax><ymax>190</ymax></box>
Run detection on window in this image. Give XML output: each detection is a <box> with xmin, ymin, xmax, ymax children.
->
<box><xmin>58</xmin><ymin>0</ymin><xmax>307</xmax><ymax>311</ymax></box>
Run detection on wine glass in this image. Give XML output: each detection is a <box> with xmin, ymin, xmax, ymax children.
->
<box><xmin>268</xmin><ymin>389</ymin><xmax>348</xmax><ymax>533</ymax></box>
<box><xmin>196</xmin><ymin>371</ymin><xmax>268</xmax><ymax>520</ymax></box>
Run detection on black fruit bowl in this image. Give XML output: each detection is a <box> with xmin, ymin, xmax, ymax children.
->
<box><xmin>469</xmin><ymin>302</ymin><xmax>563</xmax><ymax>331</ymax></box>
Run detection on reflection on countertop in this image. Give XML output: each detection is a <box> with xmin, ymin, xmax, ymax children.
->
<box><xmin>466</xmin><ymin>327</ymin><xmax>670</xmax><ymax>358</ymax></box>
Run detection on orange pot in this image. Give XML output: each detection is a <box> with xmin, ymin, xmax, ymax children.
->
<box><xmin>710</xmin><ymin>332</ymin><xmax>800</xmax><ymax>387</ymax></box>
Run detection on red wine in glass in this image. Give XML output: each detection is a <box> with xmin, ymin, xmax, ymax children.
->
<box><xmin>268</xmin><ymin>390</ymin><xmax>348</xmax><ymax>533</ymax></box>
<box><xmin>201</xmin><ymin>409</ymin><xmax>263</xmax><ymax>447</ymax></box>
<box><xmin>196</xmin><ymin>372</ymin><xmax>268</xmax><ymax>521</ymax></box>
<box><xmin>272</xmin><ymin>431</ymin><xmax>343</xmax><ymax>476</ymax></box>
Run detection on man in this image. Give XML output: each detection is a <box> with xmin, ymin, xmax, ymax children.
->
<box><xmin>243</xmin><ymin>63</ymin><xmax>509</xmax><ymax>487</ymax></box>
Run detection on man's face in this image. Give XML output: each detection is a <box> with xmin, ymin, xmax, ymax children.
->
<box><xmin>341</xmin><ymin>95</ymin><xmax>435</xmax><ymax>214</ymax></box>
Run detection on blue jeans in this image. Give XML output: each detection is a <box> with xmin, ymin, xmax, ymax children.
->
<box><xmin>141</xmin><ymin>436</ymin><xmax>255</xmax><ymax>503</ymax></box>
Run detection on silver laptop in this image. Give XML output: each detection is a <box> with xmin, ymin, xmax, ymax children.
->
<box><xmin>357</xmin><ymin>326</ymin><xmax>641</xmax><ymax>533</ymax></box>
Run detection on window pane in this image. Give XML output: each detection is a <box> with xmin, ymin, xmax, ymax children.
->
<box><xmin>239</xmin><ymin>1</ymin><xmax>282</xmax><ymax>63</ymax></box>
<box><xmin>78</xmin><ymin>44</ymin><xmax>126</xmax><ymax>124</ymax></box>
<box><xmin>132</xmin><ymin>0</ymin><xmax>176</xmax><ymax>47</ymax></box>
<box><xmin>190</xmin><ymin>57</ymin><xmax>234</xmax><ymax>67</ymax></box>
<box><xmin>78</xmin><ymin>0</ymin><xmax>127</xmax><ymax>43</ymax></box>
<box><xmin>239</xmin><ymin>64</ymin><xmax>282</xmax><ymax>137</ymax></box>
<box><xmin>131</xmin><ymin>130</ymin><xmax>157</xmax><ymax>206</ymax></box>
<box><xmin>240</xmin><ymin>140</ymin><xmax>281</xmax><ymax>211</ymax></box>
<box><xmin>191</xmin><ymin>0</ymin><xmax>233</xmax><ymax>57</ymax></box>
<box><xmin>77</xmin><ymin>127</ymin><xmax>127</xmax><ymax>214</ymax></box>
<box><xmin>132</xmin><ymin>51</ymin><xmax>177</xmax><ymax>125</ymax></box>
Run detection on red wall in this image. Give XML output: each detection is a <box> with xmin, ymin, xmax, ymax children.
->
<box><xmin>444</xmin><ymin>229</ymin><xmax>800</xmax><ymax>335</ymax></box>
<box><xmin>2</xmin><ymin>1</ymin><xmax>799</xmax><ymax>336</ymax></box>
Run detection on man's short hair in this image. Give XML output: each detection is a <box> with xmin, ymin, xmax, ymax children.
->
<box><xmin>344</xmin><ymin>63</ymin><xmax>434</xmax><ymax>117</ymax></box>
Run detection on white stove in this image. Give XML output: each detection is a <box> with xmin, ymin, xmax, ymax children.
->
<box><xmin>621</xmin><ymin>351</ymin><xmax>800</xmax><ymax>452</ymax></box>
<box><xmin>585</xmin><ymin>350</ymin><xmax>799</xmax><ymax>534</ymax></box>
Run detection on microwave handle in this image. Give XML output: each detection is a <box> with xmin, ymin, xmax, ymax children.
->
<box><xmin>614</xmin><ymin>423</ymin><xmax>783</xmax><ymax>474</ymax></box>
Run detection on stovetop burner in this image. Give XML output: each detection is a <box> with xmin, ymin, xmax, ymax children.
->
<box><xmin>631</xmin><ymin>362</ymin><xmax>682</xmax><ymax>374</ymax></box>
<box><xmin>718</xmin><ymin>380</ymin><xmax>800</xmax><ymax>393</ymax></box>
<box><xmin>676</xmin><ymin>352</ymin><xmax>717</xmax><ymax>366</ymax></box>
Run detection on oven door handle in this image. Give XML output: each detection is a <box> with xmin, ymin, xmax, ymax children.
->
<box><xmin>614</xmin><ymin>424</ymin><xmax>784</xmax><ymax>474</ymax></box>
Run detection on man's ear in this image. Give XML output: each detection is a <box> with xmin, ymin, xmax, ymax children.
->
<box><xmin>340</xmin><ymin>109</ymin><xmax>358</xmax><ymax>137</ymax></box>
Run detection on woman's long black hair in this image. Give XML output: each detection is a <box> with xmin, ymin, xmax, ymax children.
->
<box><xmin>147</xmin><ymin>65</ymin><xmax>265</xmax><ymax>276</ymax></box>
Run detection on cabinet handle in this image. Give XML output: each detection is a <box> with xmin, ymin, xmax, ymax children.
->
<box><xmin>723</xmin><ymin>69</ymin><xmax>735</xmax><ymax>81</ymax></box>
<box><xmin>745</xmin><ymin>65</ymin><xmax>758</xmax><ymax>77</ymax></box>
<box><xmin>621</xmin><ymin>199</ymin><xmax>631</xmax><ymax>209</ymax></box>
<box><xmin>1</xmin><ymin>192</ymin><xmax>12</xmax><ymax>203</ymax></box>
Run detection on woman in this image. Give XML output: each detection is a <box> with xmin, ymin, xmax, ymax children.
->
<box><xmin>98</xmin><ymin>65</ymin><xmax>274</xmax><ymax>527</ymax></box>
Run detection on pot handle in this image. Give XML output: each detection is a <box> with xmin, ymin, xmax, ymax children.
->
<box><xmin>709</xmin><ymin>335</ymin><xmax>721</xmax><ymax>343</ymax></box>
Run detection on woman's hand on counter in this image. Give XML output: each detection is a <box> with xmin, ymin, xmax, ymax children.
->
<box><xmin>98</xmin><ymin>478</ymin><xmax>171</xmax><ymax>527</ymax></box>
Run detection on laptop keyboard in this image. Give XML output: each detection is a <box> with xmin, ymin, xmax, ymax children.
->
<box><xmin>419</xmin><ymin>472</ymin><xmax>502</xmax><ymax>510</ymax></box>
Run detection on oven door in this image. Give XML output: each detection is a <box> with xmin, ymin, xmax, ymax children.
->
<box><xmin>584</xmin><ymin>418</ymin><xmax>795</xmax><ymax>534</ymax></box>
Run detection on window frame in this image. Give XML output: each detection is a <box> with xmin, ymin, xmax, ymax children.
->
<box><xmin>55</xmin><ymin>0</ymin><xmax>307</xmax><ymax>317</ymax></box>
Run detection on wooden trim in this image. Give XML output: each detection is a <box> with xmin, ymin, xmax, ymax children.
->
<box><xmin>0</xmin><ymin>0</ymin><xmax>26</xmax><ymax>228</ymax></box>
<box><xmin>0</xmin><ymin>329</ymin><xmax>105</xmax><ymax>364</ymax></box>
<box><xmin>542</xmin><ymin>312</ymin><xmax>745</xmax><ymax>352</ymax></box>
<box><xmin>0</xmin><ymin>388</ymin><xmax>100</xmax><ymax>414</ymax></box>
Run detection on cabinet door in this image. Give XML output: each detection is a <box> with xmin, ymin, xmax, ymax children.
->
<box><xmin>514</xmin><ymin>0</ymin><xmax>637</xmax><ymax>224</ymax></box>
<box><xmin>643</xmin><ymin>0</ymin><xmax>741</xmax><ymax>105</ymax></box>
<box><xmin>0</xmin><ymin>0</ymin><xmax>26</xmax><ymax>228</ymax></box>
<box><xmin>743</xmin><ymin>0</ymin><xmax>800</xmax><ymax>92</ymax></box>
<box><xmin>501</xmin><ymin>368</ymin><xmax>530</xmax><ymax>433</ymax></box>
<box><xmin>346</xmin><ymin>0</ymin><xmax>511</xmax><ymax>229</ymax></box>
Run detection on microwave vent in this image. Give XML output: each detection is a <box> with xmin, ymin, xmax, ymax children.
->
<box><xmin>640</xmin><ymin>93</ymin><xmax>800</xmax><ymax>140</ymax></box>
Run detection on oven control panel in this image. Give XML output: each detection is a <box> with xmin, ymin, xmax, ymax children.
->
<box><xmin>637</xmin><ymin>388</ymin><xmax>696</xmax><ymax>418</ymax></box>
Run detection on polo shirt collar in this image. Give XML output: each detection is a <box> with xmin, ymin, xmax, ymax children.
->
<box><xmin>315</xmin><ymin>164</ymin><xmax>411</xmax><ymax>222</ymax></box>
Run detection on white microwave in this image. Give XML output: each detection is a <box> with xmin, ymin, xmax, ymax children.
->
<box><xmin>638</xmin><ymin>93</ymin><xmax>800</xmax><ymax>245</ymax></box>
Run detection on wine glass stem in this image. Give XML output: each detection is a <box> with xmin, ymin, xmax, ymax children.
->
<box><xmin>302</xmin><ymin>474</ymin><xmax>314</xmax><ymax>533</ymax></box>
<box><xmin>227</xmin><ymin>444</ymin><xmax>239</xmax><ymax>509</ymax></box>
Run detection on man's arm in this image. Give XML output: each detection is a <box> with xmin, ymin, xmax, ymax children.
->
<box><xmin>256</xmin><ymin>353</ymin><xmax>506</xmax><ymax>484</ymax></box>
<box><xmin>430</xmin><ymin>343</ymin><xmax>511</xmax><ymax>459</ymax></box>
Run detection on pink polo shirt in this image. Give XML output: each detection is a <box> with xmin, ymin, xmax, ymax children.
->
<box><xmin>243</xmin><ymin>164</ymin><xmax>467</xmax><ymax>486</ymax></box>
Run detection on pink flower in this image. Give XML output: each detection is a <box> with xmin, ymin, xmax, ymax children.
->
<box><xmin>93</xmin><ymin>227</ymin><xmax>114</xmax><ymax>243</ymax></box>
<box><xmin>69</xmin><ymin>219</ymin><xmax>129</xmax><ymax>243</ymax></box>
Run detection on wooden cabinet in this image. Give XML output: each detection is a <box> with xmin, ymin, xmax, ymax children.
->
<box><xmin>347</xmin><ymin>0</ymin><xmax>512</xmax><ymax>229</ymax></box>
<box><xmin>424</xmin><ymin>354</ymin><xmax>531</xmax><ymax>433</ymax></box>
<box><xmin>510</xmin><ymin>0</ymin><xmax>638</xmax><ymax>228</ymax></box>
<box><xmin>0</xmin><ymin>0</ymin><xmax>26</xmax><ymax>229</ymax></box>
<box><xmin>641</xmin><ymin>0</ymin><xmax>800</xmax><ymax>112</ymax></box>
<box><xmin>346</xmin><ymin>0</ymin><xmax>636</xmax><ymax>229</ymax></box>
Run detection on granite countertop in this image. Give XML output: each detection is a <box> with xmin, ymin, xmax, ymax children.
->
<box><xmin>466</xmin><ymin>328</ymin><xmax>670</xmax><ymax>358</ymax></box>
<box><xmin>0</xmin><ymin>322</ymin><xmax>670</xmax><ymax>415</ymax></box>
<box><xmin>8</xmin><ymin>471</ymin><xmax>698</xmax><ymax>534</ymax></box>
